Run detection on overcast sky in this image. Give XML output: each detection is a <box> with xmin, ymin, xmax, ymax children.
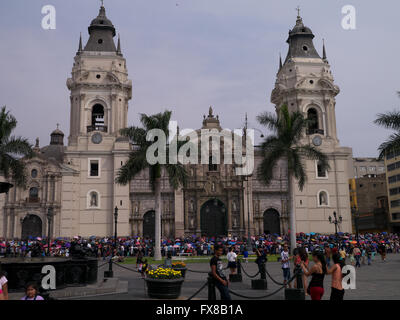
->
<box><xmin>0</xmin><ymin>0</ymin><xmax>398</xmax><ymax>157</ymax></box>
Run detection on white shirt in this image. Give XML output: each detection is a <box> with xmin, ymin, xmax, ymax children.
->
<box><xmin>0</xmin><ymin>276</ymin><xmax>8</xmax><ymax>288</ymax></box>
<box><xmin>227</xmin><ymin>252</ymin><xmax>237</xmax><ymax>262</ymax></box>
<box><xmin>281</xmin><ymin>251</ymin><xmax>290</xmax><ymax>269</ymax></box>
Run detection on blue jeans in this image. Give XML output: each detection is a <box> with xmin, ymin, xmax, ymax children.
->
<box><xmin>215</xmin><ymin>281</ymin><xmax>232</xmax><ymax>300</ymax></box>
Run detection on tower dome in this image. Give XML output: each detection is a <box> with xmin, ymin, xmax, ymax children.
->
<box><xmin>50</xmin><ymin>125</ymin><xmax>64</xmax><ymax>146</ymax></box>
<box><xmin>284</xmin><ymin>13</ymin><xmax>321</xmax><ymax>63</ymax></box>
<box><xmin>84</xmin><ymin>5</ymin><xmax>117</xmax><ymax>52</ymax></box>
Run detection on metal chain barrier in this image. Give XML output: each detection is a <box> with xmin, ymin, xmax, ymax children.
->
<box><xmin>240</xmin><ymin>263</ymin><xmax>260</xmax><ymax>278</ymax></box>
<box><xmin>112</xmin><ymin>261</ymin><xmax>141</xmax><ymax>273</ymax></box>
<box><xmin>226</xmin><ymin>270</ymin><xmax>298</xmax><ymax>300</ymax></box>
<box><xmin>186</xmin><ymin>281</ymin><xmax>208</xmax><ymax>300</ymax></box>
<box><xmin>97</xmin><ymin>261</ymin><xmax>109</xmax><ymax>269</ymax></box>
<box><xmin>264</xmin><ymin>267</ymin><xmax>285</xmax><ymax>286</ymax></box>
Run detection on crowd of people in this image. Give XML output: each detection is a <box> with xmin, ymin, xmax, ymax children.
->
<box><xmin>0</xmin><ymin>232</ymin><xmax>398</xmax><ymax>300</ymax></box>
<box><xmin>0</xmin><ymin>232</ymin><xmax>398</xmax><ymax>260</ymax></box>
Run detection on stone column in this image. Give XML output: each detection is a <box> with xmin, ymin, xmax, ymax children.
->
<box><xmin>227</xmin><ymin>190</ymin><xmax>232</xmax><ymax>234</ymax></box>
<box><xmin>184</xmin><ymin>197</ymin><xmax>189</xmax><ymax>233</ymax></box>
<box><xmin>239</xmin><ymin>191</ymin><xmax>244</xmax><ymax>235</ymax></box>
<box><xmin>196</xmin><ymin>193</ymin><xmax>201</xmax><ymax>236</ymax></box>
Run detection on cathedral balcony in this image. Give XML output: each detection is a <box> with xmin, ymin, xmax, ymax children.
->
<box><xmin>306</xmin><ymin>128</ymin><xmax>324</xmax><ymax>135</ymax></box>
<box><xmin>87</xmin><ymin>125</ymin><xmax>108</xmax><ymax>133</ymax></box>
<box><xmin>26</xmin><ymin>197</ymin><xmax>40</xmax><ymax>204</ymax></box>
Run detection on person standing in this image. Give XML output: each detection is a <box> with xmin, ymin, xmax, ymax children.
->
<box><xmin>353</xmin><ymin>246</ymin><xmax>361</xmax><ymax>268</ymax></box>
<box><xmin>301</xmin><ymin>250</ymin><xmax>327</xmax><ymax>301</ymax></box>
<box><xmin>280</xmin><ymin>244</ymin><xmax>291</xmax><ymax>288</ymax></box>
<box><xmin>226</xmin><ymin>247</ymin><xmax>237</xmax><ymax>275</ymax></box>
<box><xmin>210</xmin><ymin>245</ymin><xmax>231</xmax><ymax>300</ymax></box>
<box><xmin>0</xmin><ymin>268</ymin><xmax>8</xmax><ymax>300</ymax></box>
<box><xmin>379</xmin><ymin>243</ymin><xmax>387</xmax><ymax>262</ymax></box>
<box><xmin>327</xmin><ymin>253</ymin><xmax>345</xmax><ymax>301</ymax></box>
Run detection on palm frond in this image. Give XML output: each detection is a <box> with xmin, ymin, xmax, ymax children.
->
<box><xmin>374</xmin><ymin>111</ymin><xmax>400</xmax><ymax>130</ymax></box>
<box><xmin>377</xmin><ymin>132</ymin><xmax>400</xmax><ymax>160</ymax></box>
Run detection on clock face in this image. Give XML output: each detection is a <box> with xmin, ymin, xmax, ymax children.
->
<box><xmin>312</xmin><ymin>135</ymin><xmax>322</xmax><ymax>146</ymax></box>
<box><xmin>92</xmin><ymin>133</ymin><xmax>103</xmax><ymax>144</ymax></box>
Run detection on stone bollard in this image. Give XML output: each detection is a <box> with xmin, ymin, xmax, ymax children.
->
<box><xmin>207</xmin><ymin>273</ymin><xmax>216</xmax><ymax>300</ymax></box>
<box><xmin>251</xmin><ymin>262</ymin><xmax>268</xmax><ymax>290</ymax></box>
<box><xmin>284</xmin><ymin>264</ymin><xmax>305</xmax><ymax>300</ymax></box>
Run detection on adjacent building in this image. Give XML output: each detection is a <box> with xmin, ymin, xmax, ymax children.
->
<box><xmin>384</xmin><ymin>150</ymin><xmax>400</xmax><ymax>233</ymax></box>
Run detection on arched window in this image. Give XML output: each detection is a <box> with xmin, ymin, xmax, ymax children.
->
<box><xmin>88</xmin><ymin>104</ymin><xmax>106</xmax><ymax>132</ymax></box>
<box><xmin>318</xmin><ymin>190</ymin><xmax>329</xmax><ymax>207</ymax></box>
<box><xmin>29</xmin><ymin>187</ymin><xmax>39</xmax><ymax>202</ymax></box>
<box><xmin>307</xmin><ymin>108</ymin><xmax>319</xmax><ymax>134</ymax></box>
<box><xmin>88</xmin><ymin>190</ymin><xmax>100</xmax><ymax>209</ymax></box>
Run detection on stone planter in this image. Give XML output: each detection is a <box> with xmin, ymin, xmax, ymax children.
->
<box><xmin>172</xmin><ymin>267</ymin><xmax>187</xmax><ymax>278</ymax></box>
<box><xmin>145</xmin><ymin>278</ymin><xmax>184</xmax><ymax>299</ymax></box>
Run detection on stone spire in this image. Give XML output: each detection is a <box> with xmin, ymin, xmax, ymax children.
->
<box><xmin>117</xmin><ymin>33</ymin><xmax>122</xmax><ymax>56</ymax></box>
<box><xmin>77</xmin><ymin>33</ymin><xmax>83</xmax><ymax>55</ymax></box>
<box><xmin>322</xmin><ymin>38</ymin><xmax>328</xmax><ymax>63</ymax></box>
<box><xmin>279</xmin><ymin>53</ymin><xmax>283</xmax><ymax>70</ymax></box>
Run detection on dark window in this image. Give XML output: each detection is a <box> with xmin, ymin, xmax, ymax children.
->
<box><xmin>31</xmin><ymin>169</ymin><xmax>38</xmax><ymax>178</ymax></box>
<box><xmin>98</xmin><ymin>39</ymin><xmax>103</xmax><ymax>44</ymax></box>
<box><xmin>208</xmin><ymin>156</ymin><xmax>217</xmax><ymax>171</ymax></box>
<box><xmin>317</xmin><ymin>161</ymin><xmax>327</xmax><ymax>177</ymax></box>
<box><xmin>90</xmin><ymin>160</ymin><xmax>99</xmax><ymax>177</ymax></box>
<box><xmin>29</xmin><ymin>187</ymin><xmax>39</xmax><ymax>202</ymax></box>
<box><xmin>307</xmin><ymin>108</ymin><xmax>320</xmax><ymax>134</ymax></box>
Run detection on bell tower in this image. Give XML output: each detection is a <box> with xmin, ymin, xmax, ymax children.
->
<box><xmin>67</xmin><ymin>4</ymin><xmax>132</xmax><ymax>145</ymax></box>
<box><xmin>271</xmin><ymin>12</ymin><xmax>353</xmax><ymax>234</ymax></box>
<box><xmin>62</xmin><ymin>4</ymin><xmax>132</xmax><ymax>237</ymax></box>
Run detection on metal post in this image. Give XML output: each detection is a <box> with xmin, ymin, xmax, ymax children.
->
<box><xmin>207</xmin><ymin>273</ymin><xmax>216</xmax><ymax>300</ymax></box>
<box><xmin>260</xmin><ymin>262</ymin><xmax>266</xmax><ymax>280</ymax></box>
<box><xmin>105</xmin><ymin>206</ymin><xmax>118</xmax><ymax>278</ymax></box>
<box><xmin>47</xmin><ymin>207</ymin><xmax>54</xmax><ymax>256</ymax></box>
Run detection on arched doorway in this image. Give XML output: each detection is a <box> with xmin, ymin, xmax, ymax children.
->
<box><xmin>143</xmin><ymin>210</ymin><xmax>155</xmax><ymax>238</ymax></box>
<box><xmin>21</xmin><ymin>215</ymin><xmax>42</xmax><ymax>239</ymax></box>
<box><xmin>200</xmin><ymin>199</ymin><xmax>227</xmax><ymax>237</ymax></box>
<box><xmin>263</xmin><ymin>209</ymin><xmax>280</xmax><ymax>235</ymax></box>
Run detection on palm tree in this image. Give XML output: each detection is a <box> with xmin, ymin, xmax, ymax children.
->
<box><xmin>116</xmin><ymin>110</ymin><xmax>187</xmax><ymax>261</ymax></box>
<box><xmin>257</xmin><ymin>105</ymin><xmax>329</xmax><ymax>251</ymax></box>
<box><xmin>0</xmin><ymin>106</ymin><xmax>33</xmax><ymax>186</ymax></box>
<box><xmin>374</xmin><ymin>109</ymin><xmax>400</xmax><ymax>159</ymax></box>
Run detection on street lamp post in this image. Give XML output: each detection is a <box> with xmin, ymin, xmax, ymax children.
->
<box><xmin>328</xmin><ymin>211</ymin><xmax>342</xmax><ymax>247</ymax></box>
<box><xmin>105</xmin><ymin>206</ymin><xmax>118</xmax><ymax>278</ymax></box>
<box><xmin>114</xmin><ymin>206</ymin><xmax>118</xmax><ymax>252</ymax></box>
<box><xmin>47</xmin><ymin>207</ymin><xmax>54</xmax><ymax>256</ymax></box>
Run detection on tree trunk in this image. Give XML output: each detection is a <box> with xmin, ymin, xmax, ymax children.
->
<box><xmin>154</xmin><ymin>177</ymin><xmax>162</xmax><ymax>261</ymax></box>
<box><xmin>288</xmin><ymin>171</ymin><xmax>296</xmax><ymax>253</ymax></box>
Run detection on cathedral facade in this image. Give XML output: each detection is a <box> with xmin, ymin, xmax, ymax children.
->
<box><xmin>0</xmin><ymin>6</ymin><xmax>352</xmax><ymax>239</ymax></box>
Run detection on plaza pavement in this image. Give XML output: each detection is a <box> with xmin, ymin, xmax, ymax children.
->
<box><xmin>74</xmin><ymin>253</ymin><xmax>400</xmax><ymax>300</ymax></box>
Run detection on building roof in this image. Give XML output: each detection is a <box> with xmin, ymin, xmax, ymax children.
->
<box><xmin>284</xmin><ymin>14</ymin><xmax>321</xmax><ymax>63</ymax></box>
<box><xmin>83</xmin><ymin>5</ymin><xmax>117</xmax><ymax>52</ymax></box>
